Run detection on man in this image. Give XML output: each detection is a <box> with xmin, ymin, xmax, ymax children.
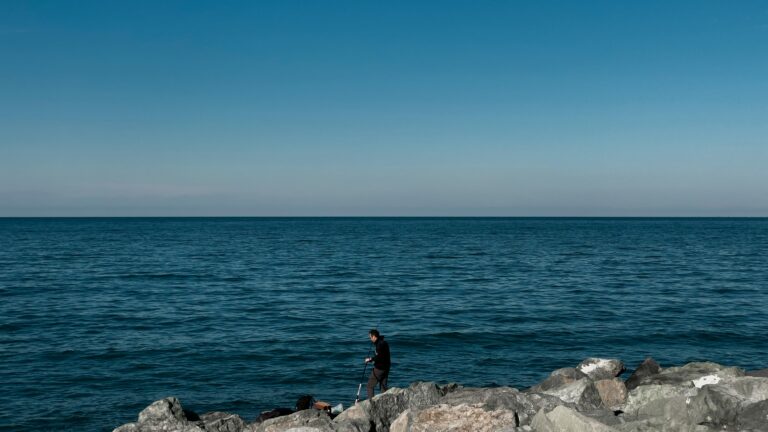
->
<box><xmin>364</xmin><ymin>329</ymin><xmax>390</xmax><ymax>399</ymax></box>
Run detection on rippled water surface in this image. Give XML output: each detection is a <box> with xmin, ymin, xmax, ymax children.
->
<box><xmin>1</xmin><ymin>217</ymin><xmax>767</xmax><ymax>430</ymax></box>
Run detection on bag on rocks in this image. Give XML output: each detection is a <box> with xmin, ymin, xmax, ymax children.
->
<box><xmin>313</xmin><ymin>401</ymin><xmax>331</xmax><ymax>412</ymax></box>
<box><xmin>295</xmin><ymin>394</ymin><xmax>315</xmax><ymax>411</ymax></box>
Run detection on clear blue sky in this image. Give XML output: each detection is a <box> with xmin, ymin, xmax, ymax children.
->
<box><xmin>1</xmin><ymin>1</ymin><xmax>766</xmax><ymax>216</ymax></box>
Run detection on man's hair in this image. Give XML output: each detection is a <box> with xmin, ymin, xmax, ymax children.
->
<box><xmin>369</xmin><ymin>329</ymin><xmax>380</xmax><ymax>337</ymax></box>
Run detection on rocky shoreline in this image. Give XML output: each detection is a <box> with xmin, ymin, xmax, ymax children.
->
<box><xmin>114</xmin><ymin>358</ymin><xmax>768</xmax><ymax>432</ymax></box>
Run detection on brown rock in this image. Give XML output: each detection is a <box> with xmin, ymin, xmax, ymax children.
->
<box><xmin>594</xmin><ymin>379</ymin><xmax>628</xmax><ymax>410</ymax></box>
<box><xmin>625</xmin><ymin>357</ymin><xmax>661</xmax><ymax>391</ymax></box>
<box><xmin>389</xmin><ymin>404</ymin><xmax>518</xmax><ymax>432</ymax></box>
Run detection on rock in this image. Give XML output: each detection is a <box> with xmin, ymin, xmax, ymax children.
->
<box><xmin>746</xmin><ymin>368</ymin><xmax>768</xmax><ymax>378</ymax></box>
<box><xmin>113</xmin><ymin>397</ymin><xmax>206</xmax><ymax>432</ymax></box>
<box><xmin>531</xmin><ymin>406</ymin><xmax>618</xmax><ymax>432</ymax></box>
<box><xmin>332</xmin><ymin>401</ymin><xmax>373</xmax><ymax>432</ymax></box>
<box><xmin>578</xmin><ymin>358</ymin><xmax>626</xmax><ymax>381</ymax></box>
<box><xmin>738</xmin><ymin>399</ymin><xmax>768</xmax><ymax>431</ymax></box>
<box><xmin>139</xmin><ymin>397</ymin><xmax>187</xmax><ymax>423</ymax></box>
<box><xmin>333</xmin><ymin>382</ymin><xmax>444</xmax><ymax>432</ymax></box>
<box><xmin>576</xmin><ymin>409</ymin><xmax>625</xmax><ymax>427</ymax></box>
<box><xmin>440</xmin><ymin>386</ymin><xmax>560</xmax><ymax>425</ymax></box>
<box><xmin>594</xmin><ymin>379</ymin><xmax>628</xmax><ymax>410</ymax></box>
<box><xmin>200</xmin><ymin>412</ymin><xmax>247</xmax><ymax>432</ymax></box>
<box><xmin>247</xmin><ymin>409</ymin><xmax>334</xmax><ymax>432</ymax></box>
<box><xmin>528</xmin><ymin>368</ymin><xmax>589</xmax><ymax>393</ymax></box>
<box><xmin>539</xmin><ymin>378</ymin><xmax>602</xmax><ymax>410</ymax></box>
<box><xmin>621</xmin><ymin>384</ymin><xmax>698</xmax><ymax>419</ymax></box>
<box><xmin>614</xmin><ymin>416</ymin><xmax>719</xmax><ymax>432</ymax></box>
<box><xmin>725</xmin><ymin>376</ymin><xmax>768</xmax><ymax>403</ymax></box>
<box><xmin>113</xmin><ymin>421</ymin><xmax>205</xmax><ymax>432</ymax></box>
<box><xmin>635</xmin><ymin>362</ymin><xmax>744</xmax><ymax>387</ymax></box>
<box><xmin>389</xmin><ymin>404</ymin><xmax>518</xmax><ymax>432</ymax></box>
<box><xmin>624</xmin><ymin>358</ymin><xmax>661</xmax><ymax>391</ymax></box>
<box><xmin>686</xmin><ymin>383</ymin><xmax>743</xmax><ymax>426</ymax></box>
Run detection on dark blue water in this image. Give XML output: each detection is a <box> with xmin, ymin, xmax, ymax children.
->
<box><xmin>1</xmin><ymin>218</ymin><xmax>767</xmax><ymax>431</ymax></box>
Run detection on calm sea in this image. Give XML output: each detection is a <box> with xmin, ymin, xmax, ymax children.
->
<box><xmin>1</xmin><ymin>217</ymin><xmax>766</xmax><ymax>431</ymax></box>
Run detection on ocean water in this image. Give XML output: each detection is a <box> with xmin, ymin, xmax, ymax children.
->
<box><xmin>1</xmin><ymin>217</ymin><xmax>767</xmax><ymax>431</ymax></box>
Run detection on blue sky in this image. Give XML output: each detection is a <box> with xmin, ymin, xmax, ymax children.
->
<box><xmin>1</xmin><ymin>1</ymin><xmax>766</xmax><ymax>216</ymax></box>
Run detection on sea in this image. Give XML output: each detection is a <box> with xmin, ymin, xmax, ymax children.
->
<box><xmin>1</xmin><ymin>217</ymin><xmax>766</xmax><ymax>431</ymax></box>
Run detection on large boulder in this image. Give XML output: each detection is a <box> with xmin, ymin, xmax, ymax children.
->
<box><xmin>113</xmin><ymin>397</ymin><xmax>206</xmax><ymax>432</ymax></box>
<box><xmin>725</xmin><ymin>376</ymin><xmax>768</xmax><ymax>403</ymax></box>
<box><xmin>621</xmin><ymin>384</ymin><xmax>698</xmax><ymax>419</ymax></box>
<box><xmin>737</xmin><ymin>399</ymin><xmax>768</xmax><ymax>431</ymax></box>
<box><xmin>332</xmin><ymin>382</ymin><xmax>445</xmax><ymax>432</ymax></box>
<box><xmin>578</xmin><ymin>358</ymin><xmax>626</xmax><ymax>381</ymax></box>
<box><xmin>624</xmin><ymin>358</ymin><xmax>661</xmax><ymax>391</ymax></box>
<box><xmin>594</xmin><ymin>379</ymin><xmax>628</xmax><ymax>410</ymax></box>
<box><xmin>200</xmin><ymin>412</ymin><xmax>247</xmax><ymax>432</ymax></box>
<box><xmin>139</xmin><ymin>397</ymin><xmax>187</xmax><ymax>423</ymax></box>
<box><xmin>634</xmin><ymin>362</ymin><xmax>744</xmax><ymax>387</ymax></box>
<box><xmin>332</xmin><ymin>401</ymin><xmax>373</xmax><ymax>432</ymax></box>
<box><xmin>528</xmin><ymin>368</ymin><xmax>589</xmax><ymax>393</ymax></box>
<box><xmin>684</xmin><ymin>377</ymin><xmax>768</xmax><ymax>428</ymax></box>
<box><xmin>114</xmin><ymin>422</ymin><xmax>205</xmax><ymax>432</ymax></box>
<box><xmin>531</xmin><ymin>405</ymin><xmax>618</xmax><ymax>432</ymax></box>
<box><xmin>539</xmin><ymin>378</ymin><xmax>602</xmax><ymax>410</ymax></box>
<box><xmin>246</xmin><ymin>409</ymin><xmax>334</xmax><ymax>432</ymax></box>
<box><xmin>389</xmin><ymin>404</ymin><xmax>519</xmax><ymax>432</ymax></box>
<box><xmin>439</xmin><ymin>386</ymin><xmax>562</xmax><ymax>425</ymax></box>
<box><xmin>620</xmin><ymin>375</ymin><xmax>768</xmax><ymax>430</ymax></box>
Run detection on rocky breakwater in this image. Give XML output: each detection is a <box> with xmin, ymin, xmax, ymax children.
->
<box><xmin>114</xmin><ymin>358</ymin><xmax>768</xmax><ymax>432</ymax></box>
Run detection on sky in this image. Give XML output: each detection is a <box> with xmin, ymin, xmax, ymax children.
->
<box><xmin>1</xmin><ymin>1</ymin><xmax>767</xmax><ymax>216</ymax></box>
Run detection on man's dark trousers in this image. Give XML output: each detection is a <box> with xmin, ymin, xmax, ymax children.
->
<box><xmin>366</xmin><ymin>368</ymin><xmax>389</xmax><ymax>399</ymax></box>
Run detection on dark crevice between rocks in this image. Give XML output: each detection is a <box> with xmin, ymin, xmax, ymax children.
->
<box><xmin>183</xmin><ymin>409</ymin><xmax>200</xmax><ymax>421</ymax></box>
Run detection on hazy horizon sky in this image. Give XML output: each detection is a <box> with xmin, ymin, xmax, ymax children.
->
<box><xmin>2</xmin><ymin>1</ymin><xmax>767</xmax><ymax>216</ymax></box>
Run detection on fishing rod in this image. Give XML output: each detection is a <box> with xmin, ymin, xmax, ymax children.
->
<box><xmin>354</xmin><ymin>343</ymin><xmax>374</xmax><ymax>404</ymax></box>
<box><xmin>354</xmin><ymin>323</ymin><xmax>379</xmax><ymax>405</ymax></box>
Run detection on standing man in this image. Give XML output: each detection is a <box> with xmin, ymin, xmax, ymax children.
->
<box><xmin>364</xmin><ymin>329</ymin><xmax>390</xmax><ymax>399</ymax></box>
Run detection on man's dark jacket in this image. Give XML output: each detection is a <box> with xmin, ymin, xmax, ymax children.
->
<box><xmin>371</xmin><ymin>337</ymin><xmax>391</xmax><ymax>371</ymax></box>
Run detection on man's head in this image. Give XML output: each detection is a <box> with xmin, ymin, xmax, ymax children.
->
<box><xmin>369</xmin><ymin>329</ymin><xmax>379</xmax><ymax>342</ymax></box>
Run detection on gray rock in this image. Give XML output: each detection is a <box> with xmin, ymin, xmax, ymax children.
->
<box><xmin>528</xmin><ymin>368</ymin><xmax>589</xmax><ymax>393</ymax></box>
<box><xmin>577</xmin><ymin>358</ymin><xmax>626</xmax><ymax>381</ymax></box>
<box><xmin>113</xmin><ymin>397</ymin><xmax>206</xmax><ymax>432</ymax></box>
<box><xmin>389</xmin><ymin>404</ymin><xmax>518</xmax><ymax>432</ymax></box>
<box><xmin>614</xmin><ymin>416</ymin><xmax>719</xmax><ymax>432</ymax></box>
<box><xmin>531</xmin><ymin>406</ymin><xmax>618</xmax><ymax>432</ymax></box>
<box><xmin>686</xmin><ymin>384</ymin><xmax>743</xmax><ymax>426</ymax></box>
<box><xmin>621</xmin><ymin>384</ymin><xmax>698</xmax><ymax>420</ymax></box>
<box><xmin>113</xmin><ymin>421</ymin><xmax>205</xmax><ymax>432</ymax></box>
<box><xmin>635</xmin><ymin>362</ymin><xmax>744</xmax><ymax>387</ymax></box>
<box><xmin>747</xmin><ymin>368</ymin><xmax>768</xmax><ymax>378</ymax></box>
<box><xmin>725</xmin><ymin>376</ymin><xmax>768</xmax><ymax>403</ymax></box>
<box><xmin>539</xmin><ymin>378</ymin><xmax>603</xmax><ymax>410</ymax></box>
<box><xmin>624</xmin><ymin>358</ymin><xmax>661</xmax><ymax>391</ymax></box>
<box><xmin>139</xmin><ymin>397</ymin><xmax>187</xmax><ymax>423</ymax></box>
<box><xmin>332</xmin><ymin>402</ymin><xmax>372</xmax><ymax>432</ymax></box>
<box><xmin>200</xmin><ymin>412</ymin><xmax>247</xmax><ymax>432</ymax></box>
<box><xmin>333</xmin><ymin>382</ymin><xmax>444</xmax><ymax>432</ymax></box>
<box><xmin>247</xmin><ymin>409</ymin><xmax>334</xmax><ymax>432</ymax></box>
<box><xmin>577</xmin><ymin>409</ymin><xmax>626</xmax><ymax>427</ymax></box>
<box><xmin>738</xmin><ymin>399</ymin><xmax>768</xmax><ymax>431</ymax></box>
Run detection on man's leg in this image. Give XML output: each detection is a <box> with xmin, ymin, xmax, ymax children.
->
<box><xmin>378</xmin><ymin>369</ymin><xmax>389</xmax><ymax>392</ymax></box>
<box><xmin>366</xmin><ymin>369</ymin><xmax>377</xmax><ymax>400</ymax></box>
